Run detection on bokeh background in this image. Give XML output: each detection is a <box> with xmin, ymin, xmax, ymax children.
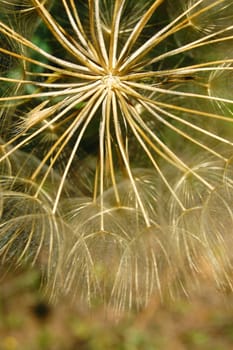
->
<box><xmin>1</xmin><ymin>265</ymin><xmax>233</xmax><ymax>350</ymax></box>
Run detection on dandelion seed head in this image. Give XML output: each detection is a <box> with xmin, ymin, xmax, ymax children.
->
<box><xmin>1</xmin><ymin>0</ymin><xmax>233</xmax><ymax>311</ymax></box>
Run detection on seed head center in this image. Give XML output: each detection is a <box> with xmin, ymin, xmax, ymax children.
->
<box><xmin>102</xmin><ymin>73</ymin><xmax>120</xmax><ymax>90</ymax></box>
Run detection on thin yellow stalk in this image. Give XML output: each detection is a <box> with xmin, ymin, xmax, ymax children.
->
<box><xmin>104</xmin><ymin>90</ymin><xmax>120</xmax><ymax>204</ymax></box>
<box><xmin>143</xmin><ymin>26</ymin><xmax>233</xmax><ymax>69</ymax></box>
<box><xmin>152</xmin><ymin>103</ymin><xmax>232</xmax><ymax>153</ymax></box>
<box><xmin>31</xmin><ymin>86</ymin><xmax>102</xmax><ymax>181</ymax></box>
<box><xmin>112</xmin><ymin>92</ymin><xmax>151</xmax><ymax>228</ymax></box>
<box><xmin>32</xmin><ymin>0</ymin><xmax>104</xmax><ymax>73</ymax></box>
<box><xmin>0</xmin><ymin>76</ymin><xmax>94</xmax><ymax>89</ymax></box>
<box><xmin>0</xmin><ymin>80</ymin><xmax>101</xmax><ymax>102</ymax></box>
<box><xmin>117</xmin><ymin>0</ymin><xmax>164</xmax><ymax>63</ymax></box>
<box><xmin>99</xmin><ymin>117</ymin><xmax>106</xmax><ymax>231</ymax></box>
<box><xmin>108</xmin><ymin>0</ymin><xmax>126</xmax><ymax>70</ymax></box>
<box><xmin>120</xmin><ymin>61</ymin><xmax>233</xmax><ymax>81</ymax></box>
<box><xmin>124</xmin><ymin>80</ymin><xmax>233</xmax><ymax>107</ymax></box>
<box><xmin>140</xmin><ymin>100</ymin><xmax>228</xmax><ymax>161</ymax></box>
<box><xmin>120</xmin><ymin>89</ymin><xmax>214</xmax><ymax>190</ymax></box>
<box><xmin>118</xmin><ymin>80</ymin><xmax>233</xmax><ymax>123</ymax></box>
<box><xmin>62</xmin><ymin>0</ymin><xmax>98</xmax><ymax>61</ymax></box>
<box><xmin>0</xmin><ymin>22</ymin><xmax>92</xmax><ymax>73</ymax></box>
<box><xmin>94</xmin><ymin>0</ymin><xmax>109</xmax><ymax>67</ymax></box>
<box><xmin>70</xmin><ymin>0</ymin><xmax>98</xmax><ymax>58</ymax></box>
<box><xmin>117</xmin><ymin>92</ymin><xmax>186</xmax><ymax>211</ymax></box>
<box><xmin>52</xmin><ymin>89</ymin><xmax>107</xmax><ymax>213</ymax></box>
<box><xmin>118</xmin><ymin>0</ymin><xmax>224</xmax><ymax>72</ymax></box>
<box><xmin>0</xmin><ymin>87</ymin><xmax>99</xmax><ymax>161</ymax></box>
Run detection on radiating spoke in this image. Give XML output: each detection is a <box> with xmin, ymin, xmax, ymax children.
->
<box><xmin>52</xmin><ymin>88</ymin><xmax>106</xmax><ymax>213</ymax></box>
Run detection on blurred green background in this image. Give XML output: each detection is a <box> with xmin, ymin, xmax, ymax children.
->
<box><xmin>1</xmin><ymin>265</ymin><xmax>233</xmax><ymax>350</ymax></box>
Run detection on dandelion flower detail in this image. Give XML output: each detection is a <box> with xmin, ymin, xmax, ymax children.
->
<box><xmin>1</xmin><ymin>0</ymin><xmax>233</xmax><ymax>310</ymax></box>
